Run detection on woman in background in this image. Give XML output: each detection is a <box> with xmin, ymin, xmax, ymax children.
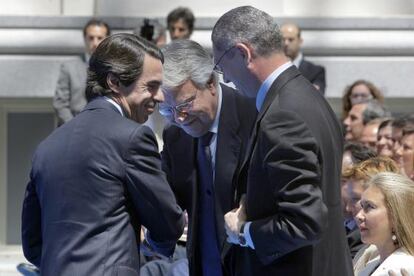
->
<box><xmin>355</xmin><ymin>172</ymin><xmax>414</xmax><ymax>276</ymax></box>
<box><xmin>341</xmin><ymin>79</ymin><xmax>384</xmax><ymax>120</ymax></box>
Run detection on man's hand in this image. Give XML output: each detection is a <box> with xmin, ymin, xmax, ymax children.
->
<box><xmin>224</xmin><ymin>195</ymin><xmax>246</xmax><ymax>245</ymax></box>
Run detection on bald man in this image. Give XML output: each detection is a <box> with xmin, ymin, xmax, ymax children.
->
<box><xmin>281</xmin><ymin>22</ymin><xmax>326</xmax><ymax>94</ymax></box>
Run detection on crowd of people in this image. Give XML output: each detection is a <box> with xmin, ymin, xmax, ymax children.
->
<box><xmin>19</xmin><ymin>5</ymin><xmax>414</xmax><ymax>276</ymax></box>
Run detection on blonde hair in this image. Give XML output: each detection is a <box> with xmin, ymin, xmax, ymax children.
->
<box><xmin>342</xmin><ymin>156</ymin><xmax>399</xmax><ymax>188</ymax></box>
<box><xmin>368</xmin><ymin>172</ymin><xmax>414</xmax><ymax>255</ymax></box>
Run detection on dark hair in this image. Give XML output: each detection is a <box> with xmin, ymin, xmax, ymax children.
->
<box><xmin>378</xmin><ymin>118</ymin><xmax>394</xmax><ymax>132</ymax></box>
<box><xmin>83</xmin><ymin>18</ymin><xmax>111</xmax><ymax>37</ymax></box>
<box><xmin>167</xmin><ymin>7</ymin><xmax>195</xmax><ymax>33</ymax></box>
<box><xmin>86</xmin><ymin>33</ymin><xmax>163</xmax><ymax>101</ymax></box>
<box><xmin>402</xmin><ymin>115</ymin><xmax>414</xmax><ymax>136</ymax></box>
<box><xmin>362</xmin><ymin>99</ymin><xmax>390</xmax><ymax>125</ymax></box>
<box><xmin>344</xmin><ymin>141</ymin><xmax>378</xmax><ymax>164</ymax></box>
<box><xmin>341</xmin><ymin>79</ymin><xmax>384</xmax><ymax>120</ymax></box>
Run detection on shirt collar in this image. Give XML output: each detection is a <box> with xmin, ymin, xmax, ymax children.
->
<box><xmin>256</xmin><ymin>61</ymin><xmax>293</xmax><ymax>111</ymax></box>
<box><xmin>292</xmin><ymin>52</ymin><xmax>303</xmax><ymax>68</ymax></box>
<box><xmin>209</xmin><ymin>84</ymin><xmax>222</xmax><ymax>135</ymax></box>
<box><xmin>104</xmin><ymin>96</ymin><xmax>124</xmax><ymax>117</ymax></box>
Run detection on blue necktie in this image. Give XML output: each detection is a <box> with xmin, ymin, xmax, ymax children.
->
<box><xmin>197</xmin><ymin>132</ymin><xmax>222</xmax><ymax>276</ymax></box>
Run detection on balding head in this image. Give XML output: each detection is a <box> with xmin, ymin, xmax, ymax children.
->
<box><xmin>280</xmin><ymin>22</ymin><xmax>302</xmax><ymax>60</ymax></box>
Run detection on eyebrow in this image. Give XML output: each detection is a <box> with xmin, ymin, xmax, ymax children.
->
<box><xmin>147</xmin><ymin>80</ymin><xmax>162</xmax><ymax>86</ymax></box>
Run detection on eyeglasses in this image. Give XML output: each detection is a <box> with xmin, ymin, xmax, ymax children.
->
<box><xmin>213</xmin><ymin>45</ymin><xmax>236</xmax><ymax>74</ymax></box>
<box><xmin>159</xmin><ymin>90</ymin><xmax>199</xmax><ymax>118</ymax></box>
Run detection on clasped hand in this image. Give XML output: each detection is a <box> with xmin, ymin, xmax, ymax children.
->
<box><xmin>224</xmin><ymin>195</ymin><xmax>246</xmax><ymax>245</ymax></box>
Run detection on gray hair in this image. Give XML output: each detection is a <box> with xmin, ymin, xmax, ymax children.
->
<box><xmin>161</xmin><ymin>39</ymin><xmax>217</xmax><ymax>90</ymax></box>
<box><xmin>211</xmin><ymin>6</ymin><xmax>283</xmax><ymax>56</ymax></box>
<box><xmin>362</xmin><ymin>100</ymin><xmax>390</xmax><ymax>125</ymax></box>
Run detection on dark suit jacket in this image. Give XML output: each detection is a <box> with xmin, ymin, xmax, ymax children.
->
<box><xmin>228</xmin><ymin>66</ymin><xmax>353</xmax><ymax>275</ymax></box>
<box><xmin>22</xmin><ymin>98</ymin><xmax>185</xmax><ymax>276</ymax></box>
<box><xmin>161</xmin><ymin>85</ymin><xmax>257</xmax><ymax>276</ymax></box>
<box><xmin>299</xmin><ymin>58</ymin><xmax>326</xmax><ymax>95</ymax></box>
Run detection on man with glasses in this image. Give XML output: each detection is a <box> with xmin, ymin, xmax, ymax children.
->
<box><xmin>211</xmin><ymin>6</ymin><xmax>353</xmax><ymax>276</ymax></box>
<box><xmin>146</xmin><ymin>39</ymin><xmax>257</xmax><ymax>276</ymax></box>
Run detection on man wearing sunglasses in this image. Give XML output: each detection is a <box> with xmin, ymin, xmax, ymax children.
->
<box><xmin>148</xmin><ymin>39</ymin><xmax>257</xmax><ymax>276</ymax></box>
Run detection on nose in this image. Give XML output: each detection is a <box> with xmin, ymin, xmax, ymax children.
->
<box><xmin>395</xmin><ymin>144</ymin><xmax>403</xmax><ymax>158</ymax></box>
<box><xmin>173</xmin><ymin>110</ymin><xmax>187</xmax><ymax>124</ymax></box>
<box><xmin>343</xmin><ymin>117</ymin><xmax>351</xmax><ymax>127</ymax></box>
<box><xmin>153</xmin><ymin>87</ymin><xmax>164</xmax><ymax>103</ymax></box>
<box><xmin>355</xmin><ymin>209</ymin><xmax>364</xmax><ymax>224</ymax></box>
<box><xmin>378</xmin><ymin>136</ymin><xmax>386</xmax><ymax>145</ymax></box>
<box><xmin>345</xmin><ymin>200</ymin><xmax>353</xmax><ymax>214</ymax></box>
<box><xmin>172</xmin><ymin>29</ymin><xmax>180</xmax><ymax>39</ymax></box>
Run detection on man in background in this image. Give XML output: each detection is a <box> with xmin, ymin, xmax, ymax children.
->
<box><xmin>281</xmin><ymin>22</ymin><xmax>326</xmax><ymax>94</ymax></box>
<box><xmin>53</xmin><ymin>19</ymin><xmax>110</xmax><ymax>125</ymax></box>
<box><xmin>167</xmin><ymin>7</ymin><xmax>195</xmax><ymax>40</ymax></box>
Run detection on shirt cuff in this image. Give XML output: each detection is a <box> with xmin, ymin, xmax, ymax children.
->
<box><xmin>244</xmin><ymin>221</ymin><xmax>255</xmax><ymax>249</ymax></box>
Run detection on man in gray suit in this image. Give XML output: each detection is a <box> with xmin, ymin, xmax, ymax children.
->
<box><xmin>53</xmin><ymin>19</ymin><xmax>110</xmax><ymax>125</ymax></box>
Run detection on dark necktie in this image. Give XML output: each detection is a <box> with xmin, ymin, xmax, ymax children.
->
<box><xmin>197</xmin><ymin>131</ymin><xmax>222</xmax><ymax>276</ymax></box>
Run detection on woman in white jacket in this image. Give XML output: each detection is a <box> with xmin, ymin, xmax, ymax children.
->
<box><xmin>355</xmin><ymin>172</ymin><xmax>414</xmax><ymax>276</ymax></box>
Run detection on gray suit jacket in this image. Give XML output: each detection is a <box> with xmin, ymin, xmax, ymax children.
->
<box><xmin>53</xmin><ymin>56</ymin><xmax>88</xmax><ymax>125</ymax></box>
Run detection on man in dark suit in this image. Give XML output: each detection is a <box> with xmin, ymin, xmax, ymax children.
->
<box><xmin>53</xmin><ymin>19</ymin><xmax>110</xmax><ymax>125</ymax></box>
<box><xmin>211</xmin><ymin>6</ymin><xmax>353</xmax><ymax>276</ymax></box>
<box><xmin>281</xmin><ymin>22</ymin><xmax>326</xmax><ymax>94</ymax></box>
<box><xmin>21</xmin><ymin>34</ymin><xmax>185</xmax><ymax>276</ymax></box>
<box><xmin>147</xmin><ymin>39</ymin><xmax>257</xmax><ymax>276</ymax></box>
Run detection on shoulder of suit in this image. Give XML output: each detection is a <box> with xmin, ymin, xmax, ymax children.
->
<box><xmin>301</xmin><ymin>58</ymin><xmax>324</xmax><ymax>70</ymax></box>
<box><xmin>220</xmin><ymin>83</ymin><xmax>256</xmax><ymax>113</ymax></box>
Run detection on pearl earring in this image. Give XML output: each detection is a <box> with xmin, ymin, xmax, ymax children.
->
<box><xmin>392</xmin><ymin>232</ymin><xmax>398</xmax><ymax>245</ymax></box>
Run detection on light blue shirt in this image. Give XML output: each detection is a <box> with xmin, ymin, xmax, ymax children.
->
<box><xmin>244</xmin><ymin>61</ymin><xmax>293</xmax><ymax>250</ymax></box>
<box><xmin>255</xmin><ymin>61</ymin><xmax>293</xmax><ymax>111</ymax></box>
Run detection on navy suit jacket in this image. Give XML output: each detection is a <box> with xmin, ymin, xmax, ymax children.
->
<box><xmin>161</xmin><ymin>85</ymin><xmax>257</xmax><ymax>276</ymax></box>
<box><xmin>22</xmin><ymin>98</ymin><xmax>185</xmax><ymax>276</ymax></box>
<box><xmin>228</xmin><ymin>66</ymin><xmax>353</xmax><ymax>276</ymax></box>
<box><xmin>299</xmin><ymin>58</ymin><xmax>326</xmax><ymax>95</ymax></box>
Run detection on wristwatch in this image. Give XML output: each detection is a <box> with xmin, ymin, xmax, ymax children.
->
<box><xmin>238</xmin><ymin>222</ymin><xmax>247</xmax><ymax>247</ymax></box>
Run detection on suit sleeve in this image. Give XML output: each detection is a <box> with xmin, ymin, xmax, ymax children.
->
<box><xmin>249</xmin><ymin>109</ymin><xmax>327</xmax><ymax>264</ymax></box>
<box><xmin>124</xmin><ymin>125</ymin><xmax>185</xmax><ymax>243</ymax></box>
<box><xmin>21</xmin><ymin>169</ymin><xmax>42</xmax><ymax>268</ymax></box>
<box><xmin>312</xmin><ymin>66</ymin><xmax>326</xmax><ymax>95</ymax></box>
<box><xmin>53</xmin><ymin>63</ymin><xmax>74</xmax><ymax>123</ymax></box>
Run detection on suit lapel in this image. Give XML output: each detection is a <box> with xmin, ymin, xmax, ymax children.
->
<box><xmin>235</xmin><ymin>66</ymin><xmax>302</xmax><ymax>201</ymax></box>
<box><xmin>214</xmin><ymin>86</ymin><xmax>242</xmax><ymax>248</ymax></box>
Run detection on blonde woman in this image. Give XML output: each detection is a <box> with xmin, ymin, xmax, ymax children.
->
<box><xmin>355</xmin><ymin>172</ymin><xmax>414</xmax><ymax>276</ymax></box>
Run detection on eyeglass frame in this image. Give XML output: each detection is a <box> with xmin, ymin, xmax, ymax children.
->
<box><xmin>159</xmin><ymin>89</ymin><xmax>200</xmax><ymax>118</ymax></box>
<box><xmin>213</xmin><ymin>45</ymin><xmax>236</xmax><ymax>74</ymax></box>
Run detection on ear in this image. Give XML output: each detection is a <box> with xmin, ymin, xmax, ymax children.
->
<box><xmin>206</xmin><ymin>74</ymin><xmax>217</xmax><ymax>92</ymax></box>
<box><xmin>235</xmin><ymin>42</ymin><xmax>254</xmax><ymax>65</ymax></box>
<box><xmin>107</xmin><ymin>73</ymin><xmax>121</xmax><ymax>94</ymax></box>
